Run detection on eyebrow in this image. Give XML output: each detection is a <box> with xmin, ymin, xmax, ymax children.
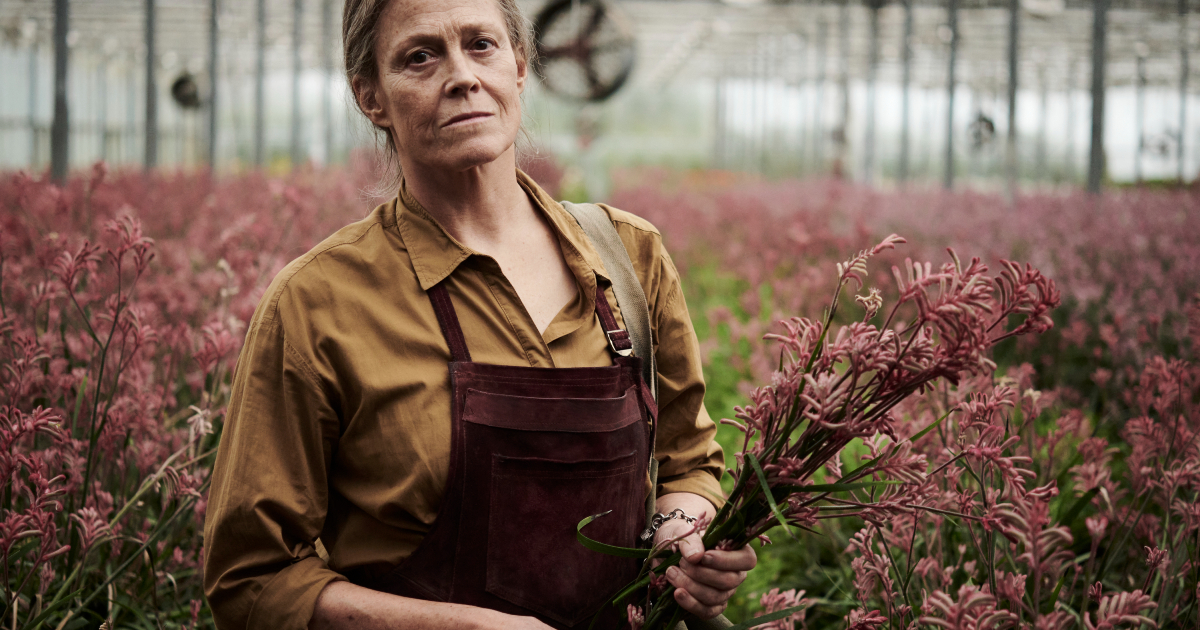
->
<box><xmin>395</xmin><ymin>20</ymin><xmax>503</xmax><ymax>50</ymax></box>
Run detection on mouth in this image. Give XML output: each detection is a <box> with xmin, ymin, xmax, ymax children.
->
<box><xmin>443</xmin><ymin>112</ymin><xmax>493</xmax><ymax>128</ymax></box>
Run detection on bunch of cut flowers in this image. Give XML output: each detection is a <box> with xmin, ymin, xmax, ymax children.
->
<box><xmin>578</xmin><ymin>235</ymin><xmax>1061</xmax><ymax>629</ymax></box>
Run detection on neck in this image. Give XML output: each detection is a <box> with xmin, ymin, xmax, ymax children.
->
<box><xmin>401</xmin><ymin>147</ymin><xmax>533</xmax><ymax>249</ymax></box>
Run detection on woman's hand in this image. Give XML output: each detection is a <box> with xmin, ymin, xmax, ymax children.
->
<box><xmin>652</xmin><ymin>493</ymin><xmax>757</xmax><ymax>620</ymax></box>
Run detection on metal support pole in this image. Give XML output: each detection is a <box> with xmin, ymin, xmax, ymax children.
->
<box><xmin>864</xmin><ymin>1</ymin><xmax>881</xmax><ymax>184</ymax></box>
<box><xmin>144</xmin><ymin>0</ymin><xmax>157</xmax><ymax>170</ymax></box>
<box><xmin>715</xmin><ymin>77</ymin><xmax>726</xmax><ymax>169</ymax></box>
<box><xmin>321</xmin><ymin>0</ymin><xmax>334</xmax><ymax>164</ymax></box>
<box><xmin>837</xmin><ymin>0</ymin><xmax>851</xmax><ymax>178</ymax></box>
<box><xmin>1065</xmin><ymin>58</ymin><xmax>1076</xmax><ymax>183</ymax></box>
<box><xmin>757</xmin><ymin>38</ymin><xmax>768</xmax><ymax>173</ymax></box>
<box><xmin>291</xmin><ymin>0</ymin><xmax>304</xmax><ymax>167</ymax></box>
<box><xmin>944</xmin><ymin>0</ymin><xmax>959</xmax><ymax>190</ymax></box>
<box><xmin>1087</xmin><ymin>0</ymin><xmax>1107</xmax><ymax>193</ymax></box>
<box><xmin>797</xmin><ymin>35</ymin><xmax>808</xmax><ymax>174</ymax></box>
<box><xmin>29</xmin><ymin>36</ymin><xmax>39</xmax><ymax>168</ymax></box>
<box><xmin>899</xmin><ymin>0</ymin><xmax>914</xmax><ymax>183</ymax></box>
<box><xmin>50</xmin><ymin>0</ymin><xmax>69</xmax><ymax>183</ymax></box>
<box><xmin>814</xmin><ymin>19</ymin><xmax>827</xmax><ymax>169</ymax></box>
<box><xmin>207</xmin><ymin>0</ymin><xmax>219</xmax><ymax>169</ymax></box>
<box><xmin>923</xmin><ymin>75</ymin><xmax>936</xmax><ymax>174</ymax></box>
<box><xmin>255</xmin><ymin>0</ymin><xmax>266</xmax><ymax>166</ymax></box>
<box><xmin>1179</xmin><ymin>0</ymin><xmax>1189</xmax><ymax>183</ymax></box>
<box><xmin>1005</xmin><ymin>0</ymin><xmax>1019</xmax><ymax>196</ymax></box>
<box><xmin>1136</xmin><ymin>49</ymin><xmax>1146</xmax><ymax>184</ymax></box>
<box><xmin>1037</xmin><ymin>64</ymin><xmax>1048</xmax><ymax>179</ymax></box>
<box><xmin>99</xmin><ymin>55</ymin><xmax>108</xmax><ymax>163</ymax></box>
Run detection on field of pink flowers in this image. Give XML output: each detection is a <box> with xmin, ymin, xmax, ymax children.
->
<box><xmin>608</xmin><ymin>170</ymin><xmax>1200</xmax><ymax>628</ymax></box>
<box><xmin>0</xmin><ymin>161</ymin><xmax>1196</xmax><ymax>629</ymax></box>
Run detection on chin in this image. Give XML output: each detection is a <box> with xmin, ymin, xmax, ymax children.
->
<box><xmin>438</xmin><ymin>136</ymin><xmax>517</xmax><ymax>173</ymax></box>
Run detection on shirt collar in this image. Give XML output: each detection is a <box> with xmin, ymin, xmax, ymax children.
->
<box><xmin>394</xmin><ymin>169</ymin><xmax>611</xmax><ymax>293</ymax></box>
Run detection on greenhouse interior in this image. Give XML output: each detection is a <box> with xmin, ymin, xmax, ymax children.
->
<box><xmin>1</xmin><ymin>0</ymin><xmax>1198</xmax><ymax>629</ymax></box>
<box><xmin>2</xmin><ymin>0</ymin><xmax>1196</xmax><ymax>189</ymax></box>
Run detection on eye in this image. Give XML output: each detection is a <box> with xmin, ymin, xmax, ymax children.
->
<box><xmin>408</xmin><ymin>50</ymin><xmax>433</xmax><ymax>66</ymax></box>
<box><xmin>471</xmin><ymin>38</ymin><xmax>496</xmax><ymax>52</ymax></box>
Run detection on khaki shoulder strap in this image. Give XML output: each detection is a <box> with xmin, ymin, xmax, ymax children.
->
<box><xmin>560</xmin><ymin>201</ymin><xmax>657</xmax><ymax>402</ymax></box>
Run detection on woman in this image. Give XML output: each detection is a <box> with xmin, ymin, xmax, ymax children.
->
<box><xmin>202</xmin><ymin>0</ymin><xmax>756</xmax><ymax>628</ymax></box>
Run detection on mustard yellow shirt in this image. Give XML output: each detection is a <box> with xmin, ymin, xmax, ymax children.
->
<box><xmin>202</xmin><ymin>171</ymin><xmax>725</xmax><ymax>630</ymax></box>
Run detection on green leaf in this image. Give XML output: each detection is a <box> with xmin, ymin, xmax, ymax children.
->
<box><xmin>20</xmin><ymin>587</ymin><xmax>85</xmax><ymax>629</ymax></box>
<box><xmin>577</xmin><ymin>511</ymin><xmax>650</xmax><ymax>558</ymax></box>
<box><xmin>910</xmin><ymin>408</ymin><xmax>953</xmax><ymax>442</ymax></box>
<box><xmin>1044</xmin><ymin>572</ymin><xmax>1068</xmax><ymax>614</ymax></box>
<box><xmin>746</xmin><ymin>453</ymin><xmax>793</xmax><ymax>539</ymax></box>
<box><xmin>1057</xmin><ymin>488</ymin><xmax>1099</xmax><ymax>528</ymax></box>
<box><xmin>726</xmin><ymin>604</ymin><xmax>809</xmax><ymax>630</ymax></box>
<box><xmin>835</xmin><ymin>454</ymin><xmax>881</xmax><ymax>483</ymax></box>
<box><xmin>611</xmin><ymin>573</ymin><xmax>656</xmax><ymax>605</ymax></box>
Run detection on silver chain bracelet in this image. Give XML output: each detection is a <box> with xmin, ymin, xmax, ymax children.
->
<box><xmin>640</xmin><ymin>508</ymin><xmax>698</xmax><ymax>542</ymax></box>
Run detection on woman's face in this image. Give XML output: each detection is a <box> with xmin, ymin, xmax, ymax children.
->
<box><xmin>358</xmin><ymin>0</ymin><xmax>526</xmax><ymax>174</ymax></box>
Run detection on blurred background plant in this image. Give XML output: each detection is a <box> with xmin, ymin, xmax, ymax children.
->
<box><xmin>0</xmin><ymin>163</ymin><xmax>370</xmax><ymax>629</ymax></box>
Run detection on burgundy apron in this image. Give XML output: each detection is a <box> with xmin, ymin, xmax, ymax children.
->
<box><xmin>350</xmin><ymin>281</ymin><xmax>657</xmax><ymax>629</ymax></box>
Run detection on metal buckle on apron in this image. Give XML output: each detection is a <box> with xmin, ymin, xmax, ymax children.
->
<box><xmin>606</xmin><ymin>329</ymin><xmax>634</xmax><ymax>357</ymax></box>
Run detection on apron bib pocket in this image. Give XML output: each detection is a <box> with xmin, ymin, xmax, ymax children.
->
<box><xmin>486</xmin><ymin>453</ymin><xmax>642</xmax><ymax>627</ymax></box>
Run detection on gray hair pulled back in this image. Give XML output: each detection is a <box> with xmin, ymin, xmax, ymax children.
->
<box><xmin>342</xmin><ymin>0</ymin><xmax>537</xmax><ymax>186</ymax></box>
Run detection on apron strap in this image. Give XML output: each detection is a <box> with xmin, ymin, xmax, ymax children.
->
<box><xmin>593</xmin><ymin>285</ymin><xmax>634</xmax><ymax>356</ymax></box>
<box><xmin>427</xmin><ymin>282</ymin><xmax>472</xmax><ymax>363</ymax></box>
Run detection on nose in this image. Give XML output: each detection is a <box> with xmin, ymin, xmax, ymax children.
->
<box><xmin>443</xmin><ymin>48</ymin><xmax>481</xmax><ymax>97</ymax></box>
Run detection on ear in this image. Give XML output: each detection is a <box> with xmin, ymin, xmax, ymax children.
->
<box><xmin>352</xmin><ymin>75</ymin><xmax>391</xmax><ymax>130</ymax></box>
<box><xmin>515</xmin><ymin>53</ymin><xmax>528</xmax><ymax>95</ymax></box>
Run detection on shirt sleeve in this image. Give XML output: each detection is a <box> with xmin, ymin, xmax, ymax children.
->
<box><xmin>203</xmin><ymin>303</ymin><xmax>346</xmax><ymax>630</ymax></box>
<box><xmin>650</xmin><ymin>250</ymin><xmax>727</xmax><ymax>510</ymax></box>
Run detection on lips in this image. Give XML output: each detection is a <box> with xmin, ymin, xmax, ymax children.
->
<box><xmin>443</xmin><ymin>112</ymin><xmax>492</xmax><ymax>127</ymax></box>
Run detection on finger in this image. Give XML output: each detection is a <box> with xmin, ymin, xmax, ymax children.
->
<box><xmin>666</xmin><ymin>565</ymin><xmax>736</xmax><ymax>607</ymax></box>
<box><xmin>673</xmin><ymin>583</ymin><xmax>727</xmax><ymax>621</ymax></box>
<box><xmin>676</xmin><ymin>557</ymin><xmax>746</xmax><ymax>591</ymax></box>
<box><xmin>676</xmin><ymin>532</ymin><xmax>706</xmax><ymax>563</ymax></box>
<box><xmin>653</xmin><ymin>523</ymin><xmax>705</xmax><ymax>563</ymax></box>
<box><xmin>698</xmin><ymin>545</ymin><xmax>758</xmax><ymax>572</ymax></box>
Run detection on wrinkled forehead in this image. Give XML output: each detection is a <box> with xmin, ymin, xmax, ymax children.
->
<box><xmin>377</xmin><ymin>0</ymin><xmax>508</xmax><ymax>46</ymax></box>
